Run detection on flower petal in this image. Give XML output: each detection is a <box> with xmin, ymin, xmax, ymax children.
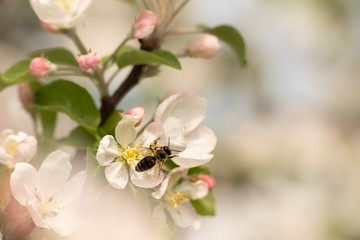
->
<box><xmin>60</xmin><ymin>171</ymin><xmax>86</xmax><ymax>206</ymax></box>
<box><xmin>13</xmin><ymin>136</ymin><xmax>37</xmax><ymax>163</ymax></box>
<box><xmin>172</xmin><ymin>152</ymin><xmax>213</xmax><ymax>168</ymax></box>
<box><xmin>46</xmin><ymin>208</ymin><xmax>80</xmax><ymax>236</ymax></box>
<box><xmin>36</xmin><ymin>150</ymin><xmax>72</xmax><ymax>195</ymax></box>
<box><xmin>176</xmin><ymin>180</ymin><xmax>208</xmax><ymax>200</ymax></box>
<box><xmin>134</xmin><ymin>122</ymin><xmax>165</xmax><ymax>147</ymax></box>
<box><xmin>162</xmin><ymin>117</ymin><xmax>186</xmax><ymax>152</ymax></box>
<box><xmin>96</xmin><ymin>135</ymin><xmax>119</xmax><ymax>166</ymax></box>
<box><xmin>152</xmin><ymin>167</ymin><xmax>187</xmax><ymax>199</ymax></box>
<box><xmin>10</xmin><ymin>163</ymin><xmax>37</xmax><ymax>206</ymax></box>
<box><xmin>185</xmin><ymin>126</ymin><xmax>216</xmax><ymax>154</ymax></box>
<box><xmin>130</xmin><ymin>163</ymin><xmax>164</xmax><ymax>188</ymax></box>
<box><xmin>0</xmin><ymin>129</ymin><xmax>14</xmax><ymax>146</ymax></box>
<box><xmin>115</xmin><ymin>116</ymin><xmax>138</xmax><ymax>148</ymax></box>
<box><xmin>30</xmin><ymin>0</ymin><xmax>71</xmax><ymax>25</ymax></box>
<box><xmin>168</xmin><ymin>201</ymin><xmax>201</xmax><ymax>229</ymax></box>
<box><xmin>104</xmin><ymin>162</ymin><xmax>129</xmax><ymax>189</ymax></box>
<box><xmin>155</xmin><ymin>93</ymin><xmax>207</xmax><ymax>132</ymax></box>
<box><xmin>153</xmin><ymin>203</ymin><xmax>167</xmax><ymax>221</ymax></box>
<box><xmin>26</xmin><ymin>200</ymin><xmax>49</xmax><ymax>229</ymax></box>
<box><xmin>0</xmin><ymin>147</ymin><xmax>13</xmax><ymax>166</ymax></box>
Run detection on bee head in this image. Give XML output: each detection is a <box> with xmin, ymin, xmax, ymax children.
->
<box><xmin>163</xmin><ymin>146</ymin><xmax>171</xmax><ymax>155</ymax></box>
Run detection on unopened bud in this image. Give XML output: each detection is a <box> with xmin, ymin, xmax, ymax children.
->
<box><xmin>134</xmin><ymin>10</ymin><xmax>157</xmax><ymax>39</ymax></box>
<box><xmin>195</xmin><ymin>174</ymin><xmax>216</xmax><ymax>191</ymax></box>
<box><xmin>18</xmin><ymin>82</ymin><xmax>34</xmax><ymax>110</ymax></box>
<box><xmin>29</xmin><ymin>57</ymin><xmax>56</xmax><ymax>78</ymax></box>
<box><xmin>77</xmin><ymin>53</ymin><xmax>100</xmax><ymax>72</ymax></box>
<box><xmin>40</xmin><ymin>21</ymin><xmax>61</xmax><ymax>34</ymax></box>
<box><xmin>126</xmin><ymin>107</ymin><xmax>146</xmax><ymax>127</ymax></box>
<box><xmin>188</xmin><ymin>34</ymin><xmax>222</xmax><ymax>59</ymax></box>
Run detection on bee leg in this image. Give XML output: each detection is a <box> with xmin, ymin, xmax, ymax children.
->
<box><xmin>168</xmin><ymin>154</ymin><xmax>178</xmax><ymax>158</ymax></box>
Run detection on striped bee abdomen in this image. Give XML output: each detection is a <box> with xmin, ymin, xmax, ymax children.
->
<box><xmin>135</xmin><ymin>156</ymin><xmax>156</xmax><ymax>172</ymax></box>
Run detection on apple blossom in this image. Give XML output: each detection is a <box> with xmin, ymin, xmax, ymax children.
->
<box><xmin>188</xmin><ymin>34</ymin><xmax>222</xmax><ymax>59</ymax></box>
<box><xmin>30</xmin><ymin>0</ymin><xmax>92</xmax><ymax>28</ymax></box>
<box><xmin>126</xmin><ymin>106</ymin><xmax>146</xmax><ymax>127</ymax></box>
<box><xmin>10</xmin><ymin>150</ymin><xmax>86</xmax><ymax>236</ymax></box>
<box><xmin>195</xmin><ymin>173</ymin><xmax>216</xmax><ymax>191</ymax></box>
<box><xmin>40</xmin><ymin>21</ymin><xmax>61</xmax><ymax>34</ymax></box>
<box><xmin>96</xmin><ymin>115</ymin><xmax>165</xmax><ymax>189</ymax></box>
<box><xmin>154</xmin><ymin>91</ymin><xmax>217</xmax><ymax>168</ymax></box>
<box><xmin>152</xmin><ymin>167</ymin><xmax>208</xmax><ymax>229</ymax></box>
<box><xmin>77</xmin><ymin>53</ymin><xmax>100</xmax><ymax>72</ymax></box>
<box><xmin>29</xmin><ymin>57</ymin><xmax>57</xmax><ymax>78</ymax></box>
<box><xmin>0</xmin><ymin>129</ymin><xmax>37</xmax><ymax>168</ymax></box>
<box><xmin>134</xmin><ymin>10</ymin><xmax>157</xmax><ymax>39</ymax></box>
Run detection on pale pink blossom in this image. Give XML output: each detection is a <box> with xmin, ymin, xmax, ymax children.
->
<box><xmin>126</xmin><ymin>107</ymin><xmax>146</xmax><ymax>127</ymax></box>
<box><xmin>40</xmin><ymin>21</ymin><xmax>61</xmax><ymax>34</ymax></box>
<box><xmin>194</xmin><ymin>173</ymin><xmax>216</xmax><ymax>191</ymax></box>
<box><xmin>134</xmin><ymin>10</ymin><xmax>157</xmax><ymax>39</ymax></box>
<box><xmin>29</xmin><ymin>57</ymin><xmax>57</xmax><ymax>78</ymax></box>
<box><xmin>77</xmin><ymin>53</ymin><xmax>100</xmax><ymax>72</ymax></box>
<box><xmin>18</xmin><ymin>82</ymin><xmax>34</xmax><ymax>110</ymax></box>
<box><xmin>188</xmin><ymin>34</ymin><xmax>222</xmax><ymax>59</ymax></box>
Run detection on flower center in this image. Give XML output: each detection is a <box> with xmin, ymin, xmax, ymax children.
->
<box><xmin>120</xmin><ymin>145</ymin><xmax>143</xmax><ymax>166</ymax></box>
<box><xmin>166</xmin><ymin>191</ymin><xmax>189</xmax><ymax>209</ymax></box>
<box><xmin>55</xmin><ymin>0</ymin><xmax>75</xmax><ymax>12</ymax></box>
<box><xmin>8</xmin><ymin>142</ymin><xmax>18</xmax><ymax>156</ymax></box>
<box><xmin>36</xmin><ymin>193</ymin><xmax>63</xmax><ymax>218</ymax></box>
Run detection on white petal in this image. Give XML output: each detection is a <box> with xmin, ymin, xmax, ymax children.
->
<box><xmin>0</xmin><ymin>129</ymin><xmax>14</xmax><ymax>145</ymax></box>
<box><xmin>96</xmin><ymin>135</ymin><xmax>119</xmax><ymax>166</ymax></box>
<box><xmin>153</xmin><ymin>203</ymin><xmax>167</xmax><ymax>221</ymax></box>
<box><xmin>30</xmin><ymin>0</ymin><xmax>72</xmax><ymax>24</ymax></box>
<box><xmin>134</xmin><ymin>122</ymin><xmax>165</xmax><ymax>147</ymax></box>
<box><xmin>0</xmin><ymin>147</ymin><xmax>13</xmax><ymax>166</ymax></box>
<box><xmin>36</xmin><ymin>150</ymin><xmax>72</xmax><ymax>195</ymax></box>
<box><xmin>152</xmin><ymin>167</ymin><xmax>187</xmax><ymax>199</ymax></box>
<box><xmin>13</xmin><ymin>136</ymin><xmax>37</xmax><ymax>163</ymax></box>
<box><xmin>168</xmin><ymin>201</ymin><xmax>201</xmax><ymax>229</ymax></box>
<box><xmin>60</xmin><ymin>171</ymin><xmax>86</xmax><ymax>205</ymax></box>
<box><xmin>10</xmin><ymin>163</ymin><xmax>37</xmax><ymax>206</ymax></box>
<box><xmin>115</xmin><ymin>116</ymin><xmax>137</xmax><ymax>148</ymax></box>
<box><xmin>105</xmin><ymin>161</ymin><xmax>129</xmax><ymax>189</ymax></box>
<box><xmin>46</xmin><ymin>208</ymin><xmax>80</xmax><ymax>236</ymax></box>
<box><xmin>172</xmin><ymin>152</ymin><xmax>213</xmax><ymax>168</ymax></box>
<box><xmin>176</xmin><ymin>180</ymin><xmax>208</xmax><ymax>200</ymax></box>
<box><xmin>26</xmin><ymin>200</ymin><xmax>49</xmax><ymax>229</ymax></box>
<box><xmin>186</xmin><ymin>126</ymin><xmax>216</xmax><ymax>154</ymax></box>
<box><xmin>130</xmin><ymin>164</ymin><xmax>164</xmax><ymax>188</ymax></box>
<box><xmin>162</xmin><ymin>117</ymin><xmax>186</xmax><ymax>152</ymax></box>
<box><xmin>155</xmin><ymin>94</ymin><xmax>207</xmax><ymax>132</ymax></box>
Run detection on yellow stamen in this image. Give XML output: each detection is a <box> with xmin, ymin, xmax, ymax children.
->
<box><xmin>55</xmin><ymin>0</ymin><xmax>75</xmax><ymax>12</ymax></box>
<box><xmin>8</xmin><ymin>142</ymin><xmax>18</xmax><ymax>156</ymax></box>
<box><xmin>184</xmin><ymin>126</ymin><xmax>188</xmax><ymax>142</ymax></box>
<box><xmin>36</xmin><ymin>193</ymin><xmax>63</xmax><ymax>218</ymax></box>
<box><xmin>166</xmin><ymin>191</ymin><xmax>189</xmax><ymax>209</ymax></box>
<box><xmin>120</xmin><ymin>145</ymin><xmax>143</xmax><ymax>166</ymax></box>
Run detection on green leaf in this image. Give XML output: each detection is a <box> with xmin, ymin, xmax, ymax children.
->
<box><xmin>198</xmin><ymin>24</ymin><xmax>247</xmax><ymax>66</ymax></box>
<box><xmin>116</xmin><ymin>46</ymin><xmax>181</xmax><ymax>70</ymax></box>
<box><xmin>191</xmin><ymin>192</ymin><xmax>216</xmax><ymax>216</ymax></box>
<box><xmin>117</xmin><ymin>0</ymin><xmax>139</xmax><ymax>9</ymax></box>
<box><xmin>29</xmin><ymin>48</ymin><xmax>78</xmax><ymax>66</ymax></box>
<box><xmin>0</xmin><ymin>165</ymin><xmax>11</xmax><ymax>210</ymax></box>
<box><xmin>101</xmin><ymin>110</ymin><xmax>123</xmax><ymax>136</ymax></box>
<box><xmin>33</xmin><ymin>80</ymin><xmax>100</xmax><ymax>134</ymax></box>
<box><xmin>0</xmin><ymin>60</ymin><xmax>36</xmax><ymax>90</ymax></box>
<box><xmin>188</xmin><ymin>166</ymin><xmax>211</xmax><ymax>176</ymax></box>
<box><xmin>86</xmin><ymin>147</ymin><xmax>107</xmax><ymax>189</ymax></box>
<box><xmin>40</xmin><ymin>110</ymin><xmax>57</xmax><ymax>139</ymax></box>
<box><xmin>58</xmin><ymin>127</ymin><xmax>98</xmax><ymax>149</ymax></box>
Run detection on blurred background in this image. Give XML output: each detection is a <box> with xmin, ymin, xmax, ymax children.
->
<box><xmin>1</xmin><ymin>0</ymin><xmax>360</xmax><ymax>239</ymax></box>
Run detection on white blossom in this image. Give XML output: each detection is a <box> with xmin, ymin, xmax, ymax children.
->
<box><xmin>0</xmin><ymin>129</ymin><xmax>37</xmax><ymax>168</ymax></box>
<box><xmin>30</xmin><ymin>0</ymin><xmax>92</xmax><ymax>28</ymax></box>
<box><xmin>10</xmin><ymin>150</ymin><xmax>86</xmax><ymax>236</ymax></box>
<box><xmin>152</xmin><ymin>167</ymin><xmax>208</xmax><ymax>229</ymax></box>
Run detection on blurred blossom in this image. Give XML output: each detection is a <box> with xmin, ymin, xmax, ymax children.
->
<box><xmin>29</xmin><ymin>57</ymin><xmax>57</xmax><ymax>78</ymax></box>
<box><xmin>30</xmin><ymin>0</ymin><xmax>92</xmax><ymax>28</ymax></box>
<box><xmin>187</xmin><ymin>34</ymin><xmax>221</xmax><ymax>59</ymax></box>
<box><xmin>125</xmin><ymin>106</ymin><xmax>146</xmax><ymax>127</ymax></box>
<box><xmin>195</xmin><ymin>173</ymin><xmax>216</xmax><ymax>191</ymax></box>
<box><xmin>152</xmin><ymin>167</ymin><xmax>207</xmax><ymax>229</ymax></box>
<box><xmin>18</xmin><ymin>82</ymin><xmax>35</xmax><ymax>110</ymax></box>
<box><xmin>134</xmin><ymin>10</ymin><xmax>157</xmax><ymax>39</ymax></box>
<box><xmin>0</xmin><ymin>129</ymin><xmax>37</xmax><ymax>168</ymax></box>
<box><xmin>10</xmin><ymin>150</ymin><xmax>86</xmax><ymax>236</ymax></box>
<box><xmin>40</xmin><ymin>21</ymin><xmax>61</xmax><ymax>34</ymax></box>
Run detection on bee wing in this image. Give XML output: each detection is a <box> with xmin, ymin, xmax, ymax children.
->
<box><xmin>151</xmin><ymin>160</ymin><xmax>164</xmax><ymax>184</ymax></box>
<box><xmin>136</xmin><ymin>147</ymin><xmax>153</xmax><ymax>158</ymax></box>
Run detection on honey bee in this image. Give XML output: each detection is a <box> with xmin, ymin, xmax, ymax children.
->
<box><xmin>135</xmin><ymin>138</ymin><xmax>177</xmax><ymax>173</ymax></box>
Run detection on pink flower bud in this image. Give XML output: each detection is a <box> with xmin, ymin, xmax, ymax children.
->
<box><xmin>29</xmin><ymin>57</ymin><xmax>56</xmax><ymax>78</ymax></box>
<box><xmin>188</xmin><ymin>34</ymin><xmax>222</xmax><ymax>59</ymax></box>
<box><xmin>40</xmin><ymin>21</ymin><xmax>61</xmax><ymax>34</ymax></box>
<box><xmin>126</xmin><ymin>107</ymin><xmax>146</xmax><ymax>127</ymax></box>
<box><xmin>134</xmin><ymin>10</ymin><xmax>157</xmax><ymax>39</ymax></box>
<box><xmin>18</xmin><ymin>82</ymin><xmax>34</xmax><ymax>110</ymax></box>
<box><xmin>195</xmin><ymin>174</ymin><xmax>216</xmax><ymax>191</ymax></box>
<box><xmin>77</xmin><ymin>53</ymin><xmax>100</xmax><ymax>72</ymax></box>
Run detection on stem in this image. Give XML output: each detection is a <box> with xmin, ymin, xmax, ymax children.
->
<box><xmin>63</xmin><ymin>28</ymin><xmax>88</xmax><ymax>55</ymax></box>
<box><xmin>163</xmin><ymin>0</ymin><xmax>190</xmax><ymax>29</ymax></box>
